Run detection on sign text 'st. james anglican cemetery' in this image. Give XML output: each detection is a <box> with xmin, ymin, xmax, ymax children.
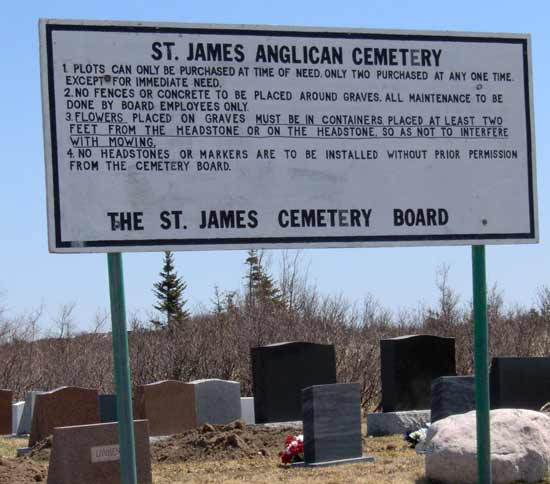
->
<box><xmin>39</xmin><ymin>20</ymin><xmax>537</xmax><ymax>252</ymax></box>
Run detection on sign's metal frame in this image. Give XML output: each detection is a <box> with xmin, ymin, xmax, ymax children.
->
<box><xmin>40</xmin><ymin>20</ymin><xmax>537</xmax><ymax>253</ymax></box>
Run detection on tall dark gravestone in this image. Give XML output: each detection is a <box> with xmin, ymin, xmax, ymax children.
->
<box><xmin>0</xmin><ymin>390</ymin><xmax>12</xmax><ymax>435</ymax></box>
<box><xmin>490</xmin><ymin>357</ymin><xmax>550</xmax><ymax>410</ymax></box>
<box><xmin>381</xmin><ymin>335</ymin><xmax>456</xmax><ymax>412</ymax></box>
<box><xmin>302</xmin><ymin>383</ymin><xmax>364</xmax><ymax>464</ymax></box>
<box><xmin>251</xmin><ymin>342</ymin><xmax>336</xmax><ymax>423</ymax></box>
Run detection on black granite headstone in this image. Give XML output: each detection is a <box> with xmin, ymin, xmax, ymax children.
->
<box><xmin>302</xmin><ymin>383</ymin><xmax>362</xmax><ymax>464</ymax></box>
<box><xmin>490</xmin><ymin>357</ymin><xmax>550</xmax><ymax>410</ymax></box>
<box><xmin>381</xmin><ymin>335</ymin><xmax>456</xmax><ymax>412</ymax></box>
<box><xmin>251</xmin><ymin>341</ymin><xmax>336</xmax><ymax>423</ymax></box>
<box><xmin>98</xmin><ymin>394</ymin><xmax>117</xmax><ymax>423</ymax></box>
<box><xmin>431</xmin><ymin>376</ymin><xmax>475</xmax><ymax>422</ymax></box>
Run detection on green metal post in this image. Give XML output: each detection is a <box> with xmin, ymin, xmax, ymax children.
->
<box><xmin>472</xmin><ymin>245</ymin><xmax>492</xmax><ymax>484</ymax></box>
<box><xmin>107</xmin><ymin>253</ymin><xmax>138</xmax><ymax>484</ymax></box>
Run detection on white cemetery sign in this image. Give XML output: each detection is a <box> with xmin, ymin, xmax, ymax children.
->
<box><xmin>39</xmin><ymin>20</ymin><xmax>536</xmax><ymax>252</ymax></box>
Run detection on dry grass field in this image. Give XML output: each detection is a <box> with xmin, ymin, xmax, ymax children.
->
<box><xmin>1</xmin><ymin>428</ymin><xmax>549</xmax><ymax>483</ymax></box>
<box><xmin>0</xmin><ymin>432</ymin><xmax>427</xmax><ymax>484</ymax></box>
<box><xmin>152</xmin><ymin>435</ymin><xmax>426</xmax><ymax>484</ymax></box>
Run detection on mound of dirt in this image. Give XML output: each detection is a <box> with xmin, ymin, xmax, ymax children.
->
<box><xmin>13</xmin><ymin>420</ymin><xmax>302</xmax><ymax>481</ymax></box>
<box><xmin>151</xmin><ymin>420</ymin><xmax>302</xmax><ymax>463</ymax></box>
<box><xmin>0</xmin><ymin>457</ymin><xmax>48</xmax><ymax>484</ymax></box>
<box><xmin>27</xmin><ymin>437</ymin><xmax>52</xmax><ymax>462</ymax></box>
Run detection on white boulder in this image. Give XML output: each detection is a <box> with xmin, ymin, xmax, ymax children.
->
<box><xmin>421</xmin><ymin>409</ymin><xmax>550</xmax><ymax>484</ymax></box>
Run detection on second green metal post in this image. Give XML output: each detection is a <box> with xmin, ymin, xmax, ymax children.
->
<box><xmin>108</xmin><ymin>252</ymin><xmax>138</xmax><ymax>484</ymax></box>
<box><xmin>472</xmin><ymin>245</ymin><xmax>492</xmax><ymax>484</ymax></box>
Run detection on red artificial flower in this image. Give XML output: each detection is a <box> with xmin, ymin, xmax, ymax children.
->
<box><xmin>280</xmin><ymin>435</ymin><xmax>305</xmax><ymax>465</ymax></box>
<box><xmin>280</xmin><ymin>450</ymin><xmax>293</xmax><ymax>464</ymax></box>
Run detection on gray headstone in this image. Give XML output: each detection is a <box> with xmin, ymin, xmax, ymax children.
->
<box><xmin>366</xmin><ymin>410</ymin><xmax>430</xmax><ymax>437</ymax></box>
<box><xmin>240</xmin><ymin>397</ymin><xmax>255</xmax><ymax>425</ymax></box>
<box><xmin>381</xmin><ymin>335</ymin><xmax>456</xmax><ymax>412</ymax></box>
<box><xmin>190</xmin><ymin>379</ymin><xmax>241</xmax><ymax>426</ymax></box>
<box><xmin>99</xmin><ymin>395</ymin><xmax>118</xmax><ymax>423</ymax></box>
<box><xmin>302</xmin><ymin>383</ymin><xmax>362</xmax><ymax>464</ymax></box>
<box><xmin>490</xmin><ymin>357</ymin><xmax>550</xmax><ymax>410</ymax></box>
<box><xmin>18</xmin><ymin>391</ymin><xmax>45</xmax><ymax>435</ymax></box>
<box><xmin>431</xmin><ymin>376</ymin><xmax>475</xmax><ymax>422</ymax></box>
<box><xmin>12</xmin><ymin>401</ymin><xmax>25</xmax><ymax>435</ymax></box>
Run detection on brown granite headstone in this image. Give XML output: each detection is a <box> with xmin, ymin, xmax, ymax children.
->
<box><xmin>133</xmin><ymin>380</ymin><xmax>196</xmax><ymax>436</ymax></box>
<box><xmin>0</xmin><ymin>390</ymin><xmax>12</xmax><ymax>435</ymax></box>
<box><xmin>47</xmin><ymin>420</ymin><xmax>152</xmax><ymax>484</ymax></box>
<box><xmin>29</xmin><ymin>386</ymin><xmax>100</xmax><ymax>446</ymax></box>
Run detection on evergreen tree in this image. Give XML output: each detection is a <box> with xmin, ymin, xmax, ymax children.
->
<box><xmin>211</xmin><ymin>286</ymin><xmax>238</xmax><ymax>317</ymax></box>
<box><xmin>212</xmin><ymin>286</ymin><xmax>225</xmax><ymax>316</ymax></box>
<box><xmin>244</xmin><ymin>249</ymin><xmax>281</xmax><ymax>306</ymax></box>
<box><xmin>152</xmin><ymin>251</ymin><xmax>189</xmax><ymax>327</ymax></box>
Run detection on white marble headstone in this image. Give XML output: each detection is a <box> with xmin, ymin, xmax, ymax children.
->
<box><xmin>240</xmin><ymin>397</ymin><xmax>255</xmax><ymax>425</ymax></box>
<box><xmin>12</xmin><ymin>401</ymin><xmax>25</xmax><ymax>435</ymax></box>
<box><xmin>18</xmin><ymin>390</ymin><xmax>45</xmax><ymax>435</ymax></box>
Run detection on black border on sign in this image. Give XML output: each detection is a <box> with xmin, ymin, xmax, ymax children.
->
<box><xmin>44</xmin><ymin>23</ymin><xmax>536</xmax><ymax>249</ymax></box>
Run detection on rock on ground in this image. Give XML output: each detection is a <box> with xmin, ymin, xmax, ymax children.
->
<box><xmin>421</xmin><ymin>408</ymin><xmax>550</xmax><ymax>484</ymax></box>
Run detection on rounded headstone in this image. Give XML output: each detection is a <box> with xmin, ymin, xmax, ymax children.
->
<box><xmin>29</xmin><ymin>386</ymin><xmax>100</xmax><ymax>447</ymax></box>
<box><xmin>133</xmin><ymin>380</ymin><xmax>196</xmax><ymax>436</ymax></box>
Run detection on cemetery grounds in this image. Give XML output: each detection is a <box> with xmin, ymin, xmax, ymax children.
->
<box><xmin>2</xmin><ymin>419</ymin><xmax>550</xmax><ymax>482</ymax></box>
<box><xmin>0</xmin><ymin>421</ymin><xmax>431</xmax><ymax>484</ymax></box>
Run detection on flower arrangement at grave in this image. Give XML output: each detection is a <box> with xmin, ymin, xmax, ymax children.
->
<box><xmin>279</xmin><ymin>434</ymin><xmax>304</xmax><ymax>464</ymax></box>
<box><xmin>405</xmin><ymin>423</ymin><xmax>431</xmax><ymax>448</ymax></box>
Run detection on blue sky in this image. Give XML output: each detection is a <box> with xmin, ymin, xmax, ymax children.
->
<box><xmin>2</xmin><ymin>0</ymin><xmax>550</xmax><ymax>329</ymax></box>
